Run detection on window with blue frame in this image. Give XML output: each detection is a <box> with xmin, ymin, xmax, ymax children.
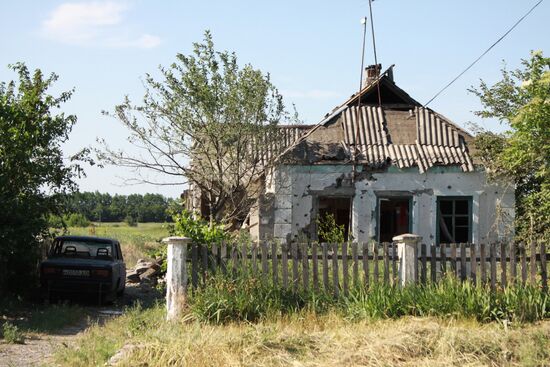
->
<box><xmin>437</xmin><ymin>197</ymin><xmax>472</xmax><ymax>244</ymax></box>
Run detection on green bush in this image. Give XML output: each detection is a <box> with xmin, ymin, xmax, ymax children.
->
<box><xmin>65</xmin><ymin>213</ymin><xmax>90</xmax><ymax>227</ymax></box>
<box><xmin>125</xmin><ymin>215</ymin><xmax>138</xmax><ymax>227</ymax></box>
<box><xmin>172</xmin><ymin>210</ymin><xmax>227</xmax><ymax>245</ymax></box>
<box><xmin>2</xmin><ymin>322</ymin><xmax>25</xmax><ymax>344</ymax></box>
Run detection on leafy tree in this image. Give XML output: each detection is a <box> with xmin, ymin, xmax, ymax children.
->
<box><xmin>99</xmin><ymin>31</ymin><xmax>297</xmax><ymax>229</ymax></box>
<box><xmin>0</xmin><ymin>63</ymin><xmax>84</xmax><ymax>294</ymax></box>
<box><xmin>470</xmin><ymin>51</ymin><xmax>549</xmax><ymax>241</ymax></box>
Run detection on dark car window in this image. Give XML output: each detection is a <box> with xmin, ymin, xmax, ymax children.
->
<box><xmin>52</xmin><ymin>240</ymin><xmax>114</xmax><ymax>259</ymax></box>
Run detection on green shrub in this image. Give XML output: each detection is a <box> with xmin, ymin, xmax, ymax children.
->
<box><xmin>172</xmin><ymin>210</ymin><xmax>227</xmax><ymax>245</ymax></box>
<box><xmin>125</xmin><ymin>215</ymin><xmax>138</xmax><ymax>227</ymax></box>
<box><xmin>65</xmin><ymin>213</ymin><xmax>90</xmax><ymax>227</ymax></box>
<box><xmin>316</xmin><ymin>213</ymin><xmax>346</xmax><ymax>243</ymax></box>
<box><xmin>2</xmin><ymin>322</ymin><xmax>25</xmax><ymax>344</ymax></box>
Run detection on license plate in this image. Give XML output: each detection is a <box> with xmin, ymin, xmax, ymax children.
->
<box><xmin>62</xmin><ymin>269</ymin><xmax>90</xmax><ymax>277</ymax></box>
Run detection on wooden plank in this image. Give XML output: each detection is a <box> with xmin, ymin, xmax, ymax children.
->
<box><xmin>302</xmin><ymin>243</ymin><xmax>309</xmax><ymax>291</ymax></box>
<box><xmin>241</xmin><ymin>241</ymin><xmax>247</xmax><ymax>270</ymax></box>
<box><xmin>541</xmin><ymin>242</ymin><xmax>547</xmax><ymax>292</ymax></box>
<box><xmin>282</xmin><ymin>242</ymin><xmax>288</xmax><ymax>289</ymax></box>
<box><xmin>480</xmin><ymin>243</ymin><xmax>486</xmax><ymax>285</ymax></box>
<box><xmin>251</xmin><ymin>242</ymin><xmax>257</xmax><ymax>276</ymax></box>
<box><xmin>373</xmin><ymin>243</ymin><xmax>379</xmax><ymax>284</ymax></box>
<box><xmin>460</xmin><ymin>243</ymin><xmax>466</xmax><ymax>281</ymax></box>
<box><xmin>332</xmin><ymin>243</ymin><xmax>339</xmax><ymax>297</ymax></box>
<box><xmin>312</xmin><ymin>242</ymin><xmax>319</xmax><ymax>290</ymax></box>
<box><xmin>430</xmin><ymin>243</ymin><xmax>437</xmax><ymax>283</ymax></box>
<box><xmin>352</xmin><ymin>242</ymin><xmax>359</xmax><ymax>288</ymax></box>
<box><xmin>201</xmin><ymin>244</ymin><xmax>208</xmax><ymax>285</ymax></box>
<box><xmin>510</xmin><ymin>242</ymin><xmax>516</xmax><ymax>284</ymax></box>
<box><xmin>362</xmin><ymin>242</ymin><xmax>369</xmax><ymax>288</ymax></box>
<box><xmin>292</xmin><ymin>242</ymin><xmax>299</xmax><ymax>291</ymax></box>
<box><xmin>392</xmin><ymin>242</ymin><xmax>398</xmax><ymax>285</ymax></box>
<box><xmin>521</xmin><ymin>243</ymin><xmax>527</xmax><ymax>285</ymax></box>
<box><xmin>191</xmin><ymin>243</ymin><xmax>198</xmax><ymax>288</ymax></box>
<box><xmin>231</xmin><ymin>245</ymin><xmax>238</xmax><ymax>275</ymax></box>
<box><xmin>261</xmin><ymin>242</ymin><xmax>268</xmax><ymax>282</ymax></box>
<box><xmin>221</xmin><ymin>242</ymin><xmax>227</xmax><ymax>274</ymax></box>
<box><xmin>440</xmin><ymin>243</ymin><xmax>447</xmax><ymax>275</ymax></box>
<box><xmin>470</xmin><ymin>243</ymin><xmax>477</xmax><ymax>285</ymax></box>
<box><xmin>342</xmin><ymin>242</ymin><xmax>349</xmax><ymax>295</ymax></box>
<box><xmin>420</xmin><ymin>243</ymin><xmax>427</xmax><ymax>285</ymax></box>
<box><xmin>490</xmin><ymin>243</ymin><xmax>497</xmax><ymax>292</ymax></box>
<box><xmin>383</xmin><ymin>242</ymin><xmax>390</xmax><ymax>285</ymax></box>
<box><xmin>500</xmin><ymin>242</ymin><xmax>507</xmax><ymax>288</ymax></box>
<box><xmin>322</xmin><ymin>243</ymin><xmax>329</xmax><ymax>292</ymax></box>
<box><xmin>531</xmin><ymin>241</ymin><xmax>537</xmax><ymax>284</ymax></box>
<box><xmin>272</xmin><ymin>242</ymin><xmax>278</xmax><ymax>286</ymax></box>
<box><xmin>450</xmin><ymin>243</ymin><xmax>457</xmax><ymax>278</ymax></box>
<box><xmin>414</xmin><ymin>240</ymin><xmax>418</xmax><ymax>283</ymax></box>
<box><xmin>211</xmin><ymin>243</ymin><xmax>218</xmax><ymax>273</ymax></box>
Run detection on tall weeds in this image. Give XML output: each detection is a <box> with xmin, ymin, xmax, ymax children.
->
<box><xmin>189</xmin><ymin>274</ymin><xmax>549</xmax><ymax>324</ymax></box>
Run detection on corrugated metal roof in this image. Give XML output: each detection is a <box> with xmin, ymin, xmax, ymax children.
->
<box><xmin>340</xmin><ymin>106</ymin><xmax>474</xmax><ymax>173</ymax></box>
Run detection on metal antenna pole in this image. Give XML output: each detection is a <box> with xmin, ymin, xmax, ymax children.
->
<box><xmin>368</xmin><ymin>0</ymin><xmax>382</xmax><ymax>106</ymax></box>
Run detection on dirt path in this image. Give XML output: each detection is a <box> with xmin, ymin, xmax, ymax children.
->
<box><xmin>0</xmin><ymin>285</ymin><xmax>159</xmax><ymax>367</ymax></box>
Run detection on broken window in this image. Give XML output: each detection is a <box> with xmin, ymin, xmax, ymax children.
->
<box><xmin>437</xmin><ymin>197</ymin><xmax>472</xmax><ymax>244</ymax></box>
<box><xmin>317</xmin><ymin>197</ymin><xmax>351</xmax><ymax>242</ymax></box>
<box><xmin>378</xmin><ymin>197</ymin><xmax>411</xmax><ymax>242</ymax></box>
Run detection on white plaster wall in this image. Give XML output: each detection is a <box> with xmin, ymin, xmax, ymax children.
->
<box><xmin>270</xmin><ymin>165</ymin><xmax>515</xmax><ymax>244</ymax></box>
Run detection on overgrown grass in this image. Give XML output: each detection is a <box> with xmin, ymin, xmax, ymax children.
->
<box><xmin>53</xmin><ymin>302</ymin><xmax>550</xmax><ymax>367</ymax></box>
<box><xmin>189</xmin><ymin>274</ymin><xmax>549</xmax><ymax>324</ymax></box>
<box><xmin>66</xmin><ymin>222</ymin><xmax>169</xmax><ymax>266</ymax></box>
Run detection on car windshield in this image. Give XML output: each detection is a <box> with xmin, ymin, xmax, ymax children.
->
<box><xmin>51</xmin><ymin>240</ymin><xmax>114</xmax><ymax>259</ymax></box>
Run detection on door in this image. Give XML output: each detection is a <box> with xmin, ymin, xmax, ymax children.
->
<box><xmin>378</xmin><ymin>197</ymin><xmax>411</xmax><ymax>242</ymax></box>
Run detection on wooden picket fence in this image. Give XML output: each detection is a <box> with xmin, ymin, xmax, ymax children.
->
<box><xmin>185</xmin><ymin>241</ymin><xmax>548</xmax><ymax>295</ymax></box>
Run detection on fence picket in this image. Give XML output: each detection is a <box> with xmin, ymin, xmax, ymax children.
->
<box><xmin>302</xmin><ymin>243</ymin><xmax>309</xmax><ymax>290</ymax></box>
<box><xmin>430</xmin><ymin>243</ymin><xmax>437</xmax><ymax>283</ymax></box>
<box><xmin>261</xmin><ymin>242</ymin><xmax>268</xmax><ymax>282</ymax></box>
<box><xmin>292</xmin><ymin>242</ymin><xmax>299</xmax><ymax>291</ymax></box>
<box><xmin>460</xmin><ymin>243</ymin><xmax>466</xmax><ymax>281</ymax></box>
<box><xmin>510</xmin><ymin>242</ymin><xmax>516</xmax><ymax>284</ymax></box>
<box><xmin>392</xmin><ymin>242</ymin><xmax>398</xmax><ymax>285</ymax></box>
<box><xmin>191</xmin><ymin>243</ymin><xmax>198</xmax><ymax>288</ymax></box>
<box><xmin>531</xmin><ymin>241</ymin><xmax>537</xmax><ymax>285</ymax></box>
<box><xmin>541</xmin><ymin>242</ymin><xmax>547</xmax><ymax>292</ymax></box>
<box><xmin>450</xmin><ymin>243</ymin><xmax>457</xmax><ymax>278</ymax></box>
<box><xmin>231</xmin><ymin>245</ymin><xmax>238</xmax><ymax>274</ymax></box>
<box><xmin>282</xmin><ymin>242</ymin><xmax>288</xmax><ymax>289</ymax></box>
<box><xmin>414</xmin><ymin>241</ymin><xmax>419</xmax><ymax>283</ymax></box>
<box><xmin>312</xmin><ymin>242</ymin><xmax>319</xmax><ymax>290</ymax></box>
<box><xmin>440</xmin><ymin>243</ymin><xmax>447</xmax><ymax>275</ymax></box>
<box><xmin>352</xmin><ymin>242</ymin><xmax>359</xmax><ymax>288</ymax></box>
<box><xmin>480</xmin><ymin>244</ymin><xmax>487</xmax><ymax>285</ymax></box>
<box><xmin>251</xmin><ymin>242</ymin><xmax>257</xmax><ymax>276</ymax></box>
<box><xmin>201</xmin><ymin>244</ymin><xmax>208</xmax><ymax>285</ymax></box>
<box><xmin>383</xmin><ymin>243</ymin><xmax>390</xmax><ymax>285</ymax></box>
<box><xmin>342</xmin><ymin>242</ymin><xmax>349</xmax><ymax>295</ymax></box>
<box><xmin>521</xmin><ymin>244</ymin><xmax>527</xmax><ymax>285</ymax></box>
<box><xmin>332</xmin><ymin>243</ymin><xmax>339</xmax><ymax>297</ymax></box>
<box><xmin>322</xmin><ymin>243</ymin><xmax>329</xmax><ymax>292</ymax></box>
<box><xmin>373</xmin><ymin>243</ymin><xmax>379</xmax><ymax>284</ymax></box>
<box><xmin>272</xmin><ymin>242</ymin><xmax>278</xmax><ymax>286</ymax></box>
<box><xmin>420</xmin><ymin>243</ymin><xmax>427</xmax><ymax>285</ymax></box>
<box><xmin>500</xmin><ymin>242</ymin><xmax>507</xmax><ymax>288</ymax></box>
<box><xmin>490</xmin><ymin>244</ymin><xmax>497</xmax><ymax>292</ymax></box>
<box><xmin>211</xmin><ymin>243</ymin><xmax>218</xmax><ymax>273</ymax></box>
<box><xmin>470</xmin><ymin>243</ymin><xmax>477</xmax><ymax>284</ymax></box>
<box><xmin>362</xmin><ymin>242</ymin><xmax>370</xmax><ymax>288</ymax></box>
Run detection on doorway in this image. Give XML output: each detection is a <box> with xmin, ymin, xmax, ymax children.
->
<box><xmin>378</xmin><ymin>197</ymin><xmax>411</xmax><ymax>242</ymax></box>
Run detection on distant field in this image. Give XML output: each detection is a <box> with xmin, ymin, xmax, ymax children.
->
<box><xmin>66</xmin><ymin>222</ymin><xmax>170</xmax><ymax>266</ymax></box>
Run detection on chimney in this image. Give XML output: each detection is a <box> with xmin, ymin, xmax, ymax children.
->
<box><xmin>363</xmin><ymin>64</ymin><xmax>382</xmax><ymax>88</ymax></box>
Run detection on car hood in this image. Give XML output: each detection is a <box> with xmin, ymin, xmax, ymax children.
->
<box><xmin>41</xmin><ymin>258</ymin><xmax>114</xmax><ymax>268</ymax></box>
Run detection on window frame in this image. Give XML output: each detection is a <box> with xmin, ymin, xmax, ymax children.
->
<box><xmin>375</xmin><ymin>194</ymin><xmax>413</xmax><ymax>243</ymax></box>
<box><xmin>436</xmin><ymin>196</ymin><xmax>473</xmax><ymax>244</ymax></box>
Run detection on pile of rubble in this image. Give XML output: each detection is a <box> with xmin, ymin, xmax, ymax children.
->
<box><xmin>126</xmin><ymin>258</ymin><xmax>164</xmax><ymax>286</ymax></box>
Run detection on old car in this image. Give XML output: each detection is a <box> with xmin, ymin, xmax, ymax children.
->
<box><xmin>40</xmin><ymin>236</ymin><xmax>126</xmax><ymax>304</ymax></box>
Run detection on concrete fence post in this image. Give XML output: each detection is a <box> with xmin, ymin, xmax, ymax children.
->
<box><xmin>393</xmin><ymin>233</ymin><xmax>422</xmax><ymax>287</ymax></box>
<box><xmin>162</xmin><ymin>236</ymin><xmax>191</xmax><ymax>320</ymax></box>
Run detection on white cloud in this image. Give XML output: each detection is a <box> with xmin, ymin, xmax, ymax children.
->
<box><xmin>41</xmin><ymin>1</ymin><xmax>160</xmax><ymax>48</ymax></box>
<box><xmin>282</xmin><ymin>89</ymin><xmax>342</xmax><ymax>100</ymax></box>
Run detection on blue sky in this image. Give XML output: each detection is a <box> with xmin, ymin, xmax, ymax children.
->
<box><xmin>0</xmin><ymin>0</ymin><xmax>548</xmax><ymax>198</ymax></box>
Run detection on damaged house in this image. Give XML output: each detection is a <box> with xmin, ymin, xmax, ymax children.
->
<box><xmin>246</xmin><ymin>65</ymin><xmax>515</xmax><ymax>244</ymax></box>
